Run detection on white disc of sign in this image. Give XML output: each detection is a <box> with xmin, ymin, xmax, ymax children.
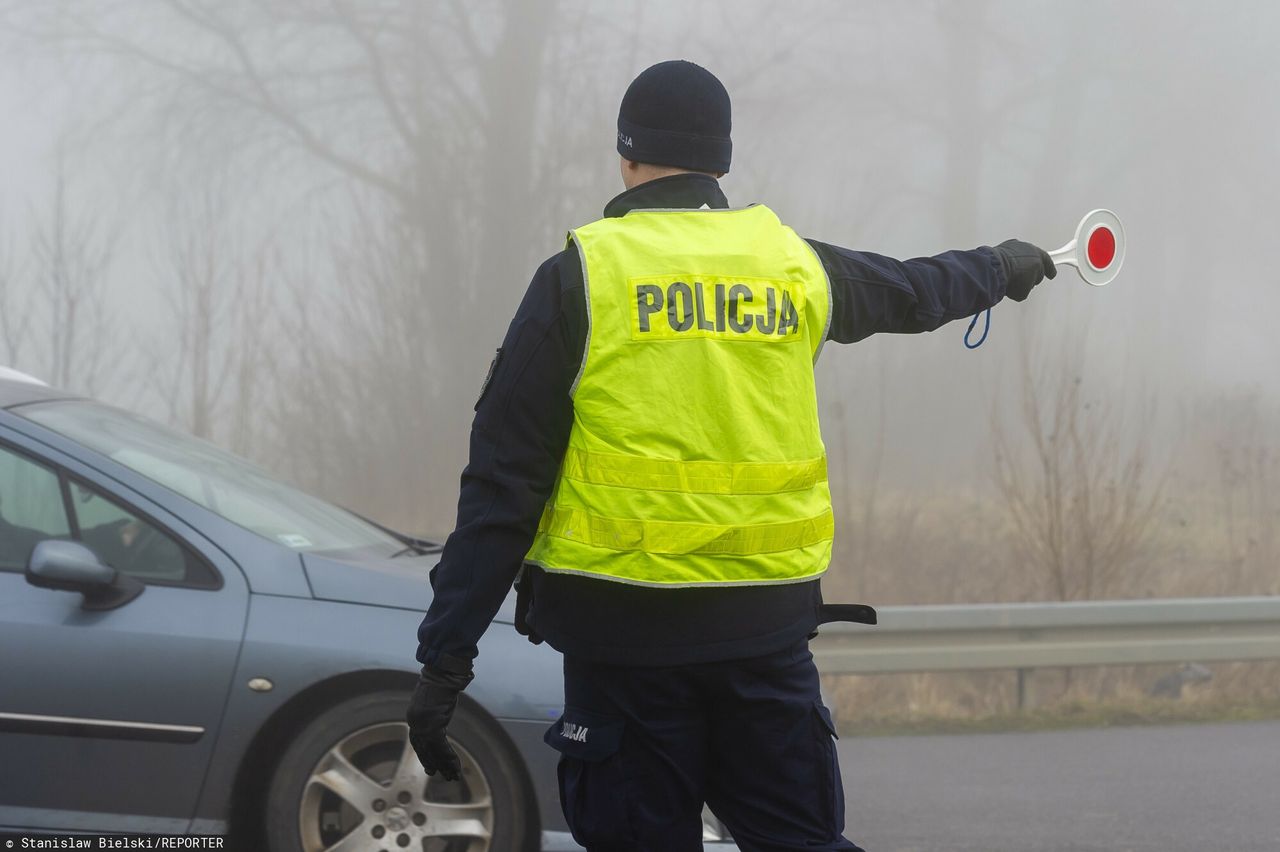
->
<box><xmin>1048</xmin><ymin>208</ymin><xmax>1125</xmax><ymax>286</ymax></box>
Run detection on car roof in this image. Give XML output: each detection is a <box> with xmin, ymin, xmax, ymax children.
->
<box><xmin>0</xmin><ymin>376</ymin><xmax>81</xmax><ymax>410</ymax></box>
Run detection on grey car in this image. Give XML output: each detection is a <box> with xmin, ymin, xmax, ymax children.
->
<box><xmin>0</xmin><ymin>374</ymin><xmax>730</xmax><ymax>850</ymax></box>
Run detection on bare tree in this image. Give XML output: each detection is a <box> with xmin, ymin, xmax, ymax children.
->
<box><xmin>991</xmin><ymin>338</ymin><xmax>1166</xmax><ymax>602</ymax></box>
<box><xmin>0</xmin><ymin>220</ymin><xmax>31</xmax><ymax>367</ymax></box>
<box><xmin>28</xmin><ymin>162</ymin><xmax>122</xmax><ymax>395</ymax></box>
<box><xmin>155</xmin><ymin>190</ymin><xmax>230</xmax><ymax>439</ymax></box>
<box><xmin>1209</xmin><ymin>392</ymin><xmax>1280</xmax><ymax>595</ymax></box>
<box><xmin>222</xmin><ymin>245</ymin><xmax>274</xmax><ymax>456</ymax></box>
<box><xmin>825</xmin><ymin>349</ymin><xmax>890</xmax><ymax>573</ymax></box>
<box><xmin>17</xmin><ymin>0</ymin><xmax>565</xmax><ymax>334</ymax></box>
<box><xmin>6</xmin><ymin>0</ymin><xmax>599</xmax><ymax>523</ymax></box>
<box><xmin>152</xmin><ymin>182</ymin><xmax>274</xmax><ymax>445</ymax></box>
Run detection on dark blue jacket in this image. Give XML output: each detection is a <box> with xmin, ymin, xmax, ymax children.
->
<box><xmin>416</xmin><ymin>173</ymin><xmax>1007</xmax><ymax>668</ymax></box>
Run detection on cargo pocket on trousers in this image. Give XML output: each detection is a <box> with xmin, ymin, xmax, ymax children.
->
<box><xmin>814</xmin><ymin>698</ymin><xmax>839</xmax><ymax>740</ymax></box>
<box><xmin>813</xmin><ymin>698</ymin><xmax>847</xmax><ymax>831</ymax></box>
<box><xmin>544</xmin><ymin>707</ymin><xmax>633</xmax><ymax>846</ymax></box>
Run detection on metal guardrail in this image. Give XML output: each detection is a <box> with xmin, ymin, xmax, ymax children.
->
<box><xmin>811</xmin><ymin>596</ymin><xmax>1280</xmax><ymax>674</ymax></box>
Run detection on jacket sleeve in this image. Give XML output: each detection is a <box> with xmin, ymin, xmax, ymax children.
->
<box><xmin>805</xmin><ymin>238</ymin><xmax>1009</xmax><ymax>344</ymax></box>
<box><xmin>414</xmin><ymin>249</ymin><xmax>581</xmax><ymax>669</ymax></box>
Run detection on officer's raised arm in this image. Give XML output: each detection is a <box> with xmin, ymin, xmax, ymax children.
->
<box><xmin>808</xmin><ymin>237</ymin><xmax>1056</xmax><ymax>344</ymax></box>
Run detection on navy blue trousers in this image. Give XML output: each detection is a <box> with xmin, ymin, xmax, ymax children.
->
<box><xmin>544</xmin><ymin>640</ymin><xmax>865</xmax><ymax>851</ymax></box>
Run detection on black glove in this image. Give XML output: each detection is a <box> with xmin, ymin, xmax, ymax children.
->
<box><xmin>993</xmin><ymin>239</ymin><xmax>1056</xmax><ymax>301</ymax></box>
<box><xmin>406</xmin><ymin>655</ymin><xmax>474</xmax><ymax>781</ymax></box>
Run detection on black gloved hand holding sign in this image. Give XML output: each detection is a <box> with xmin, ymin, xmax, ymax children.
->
<box><xmin>406</xmin><ymin>653</ymin><xmax>474</xmax><ymax>780</ymax></box>
<box><xmin>994</xmin><ymin>238</ymin><xmax>1057</xmax><ymax>301</ymax></box>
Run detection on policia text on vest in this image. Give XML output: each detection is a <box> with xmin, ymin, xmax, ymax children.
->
<box><xmin>634</xmin><ymin>276</ymin><xmax>803</xmax><ymax>340</ymax></box>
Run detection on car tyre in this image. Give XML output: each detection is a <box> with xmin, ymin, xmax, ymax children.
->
<box><xmin>264</xmin><ymin>688</ymin><xmax>535</xmax><ymax>852</ymax></box>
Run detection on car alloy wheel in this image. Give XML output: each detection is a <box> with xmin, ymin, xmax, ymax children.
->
<box><xmin>265</xmin><ymin>690</ymin><xmax>533</xmax><ymax>852</ymax></box>
<box><xmin>298</xmin><ymin>720</ymin><xmax>495</xmax><ymax>852</ymax></box>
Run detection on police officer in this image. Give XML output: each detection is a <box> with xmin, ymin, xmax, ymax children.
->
<box><xmin>408</xmin><ymin>60</ymin><xmax>1055</xmax><ymax>851</ymax></box>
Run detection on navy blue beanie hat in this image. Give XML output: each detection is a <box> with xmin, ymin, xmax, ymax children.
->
<box><xmin>617</xmin><ymin>60</ymin><xmax>732</xmax><ymax>174</ymax></box>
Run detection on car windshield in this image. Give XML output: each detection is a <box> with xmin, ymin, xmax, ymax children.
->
<box><xmin>19</xmin><ymin>400</ymin><xmax>406</xmax><ymax>556</ymax></box>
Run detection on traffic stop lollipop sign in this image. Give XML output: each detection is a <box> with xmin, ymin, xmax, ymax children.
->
<box><xmin>964</xmin><ymin>208</ymin><xmax>1125</xmax><ymax>348</ymax></box>
<box><xmin>1048</xmin><ymin>208</ymin><xmax>1126</xmax><ymax>286</ymax></box>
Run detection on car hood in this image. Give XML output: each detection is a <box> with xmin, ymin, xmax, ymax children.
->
<box><xmin>301</xmin><ymin>551</ymin><xmax>516</xmax><ymax>623</ymax></box>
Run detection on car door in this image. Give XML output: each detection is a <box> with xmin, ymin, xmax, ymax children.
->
<box><xmin>0</xmin><ymin>434</ymin><xmax>250</xmax><ymax>834</ymax></box>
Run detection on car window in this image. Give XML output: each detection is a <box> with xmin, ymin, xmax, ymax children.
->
<box><xmin>69</xmin><ymin>480</ymin><xmax>209</xmax><ymax>586</ymax></box>
<box><xmin>21</xmin><ymin>400</ymin><xmax>406</xmax><ymax>556</ymax></box>
<box><xmin>0</xmin><ymin>445</ymin><xmax>71</xmax><ymax>571</ymax></box>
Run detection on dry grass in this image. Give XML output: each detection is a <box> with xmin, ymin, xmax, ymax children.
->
<box><xmin>817</xmin><ymin>442</ymin><xmax>1280</xmax><ymax>727</ymax></box>
<box><xmin>821</xmin><ymin>661</ymin><xmax>1280</xmax><ymax>731</ymax></box>
<box><xmin>832</xmin><ymin>693</ymin><xmax>1280</xmax><ymax>738</ymax></box>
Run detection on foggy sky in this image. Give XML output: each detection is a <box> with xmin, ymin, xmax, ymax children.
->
<box><xmin>1</xmin><ymin>1</ymin><xmax>1276</xmax><ymax>590</ymax></box>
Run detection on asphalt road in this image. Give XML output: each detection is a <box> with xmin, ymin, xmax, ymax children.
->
<box><xmin>839</xmin><ymin>720</ymin><xmax>1280</xmax><ymax>852</ymax></box>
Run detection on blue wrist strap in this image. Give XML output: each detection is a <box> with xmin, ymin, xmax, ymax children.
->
<box><xmin>964</xmin><ymin>308</ymin><xmax>991</xmax><ymax>349</ymax></box>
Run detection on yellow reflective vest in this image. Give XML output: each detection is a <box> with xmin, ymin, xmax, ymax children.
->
<box><xmin>524</xmin><ymin>203</ymin><xmax>834</xmax><ymax>587</ymax></box>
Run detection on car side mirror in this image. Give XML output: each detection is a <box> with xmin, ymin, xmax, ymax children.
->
<box><xmin>26</xmin><ymin>539</ymin><xmax>145</xmax><ymax>611</ymax></box>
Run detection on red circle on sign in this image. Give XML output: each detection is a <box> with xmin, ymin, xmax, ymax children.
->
<box><xmin>1087</xmin><ymin>226</ymin><xmax>1116</xmax><ymax>270</ymax></box>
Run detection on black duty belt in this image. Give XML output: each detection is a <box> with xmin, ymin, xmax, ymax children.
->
<box><xmin>513</xmin><ymin>568</ymin><xmax>877</xmax><ymax>649</ymax></box>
